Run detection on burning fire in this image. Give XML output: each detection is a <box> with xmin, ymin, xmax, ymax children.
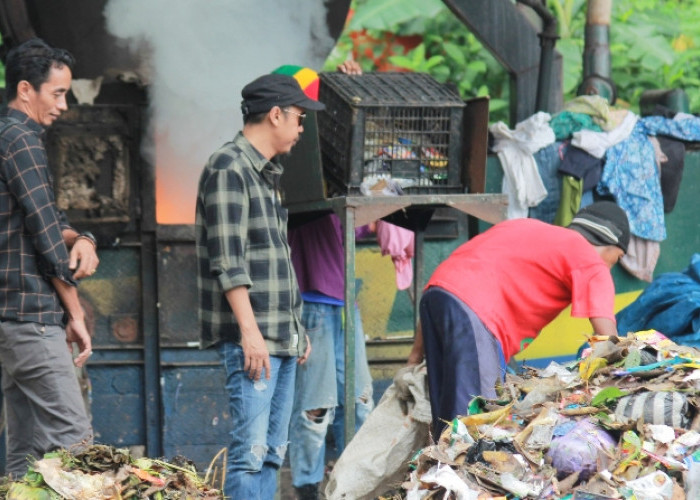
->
<box><xmin>155</xmin><ymin>131</ymin><xmax>198</xmax><ymax>225</ymax></box>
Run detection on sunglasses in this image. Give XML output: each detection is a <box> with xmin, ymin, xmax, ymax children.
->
<box><xmin>282</xmin><ymin>108</ymin><xmax>306</xmax><ymax>126</ymax></box>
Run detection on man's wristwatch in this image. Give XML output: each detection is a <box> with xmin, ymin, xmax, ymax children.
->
<box><xmin>77</xmin><ymin>231</ymin><xmax>98</xmax><ymax>248</ymax></box>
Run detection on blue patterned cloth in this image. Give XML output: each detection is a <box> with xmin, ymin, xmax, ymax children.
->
<box><xmin>616</xmin><ymin>254</ymin><xmax>700</xmax><ymax>347</ymax></box>
<box><xmin>598</xmin><ymin>116</ymin><xmax>700</xmax><ymax>241</ymax></box>
<box><xmin>529</xmin><ymin>142</ymin><xmax>566</xmax><ymax>224</ymax></box>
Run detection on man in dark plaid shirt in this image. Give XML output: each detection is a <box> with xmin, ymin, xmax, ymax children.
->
<box><xmin>195</xmin><ymin>73</ymin><xmax>322</xmax><ymax>500</ymax></box>
<box><xmin>0</xmin><ymin>39</ymin><xmax>100</xmax><ymax>476</ymax></box>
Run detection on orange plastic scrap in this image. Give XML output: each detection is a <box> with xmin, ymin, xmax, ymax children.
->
<box><xmin>559</xmin><ymin>392</ymin><xmax>587</xmax><ymax>410</ymax></box>
<box><xmin>131</xmin><ymin>467</ymin><xmax>166</xmax><ymax>487</ymax></box>
<box><xmin>587</xmin><ymin>335</ymin><xmax>614</xmax><ymax>345</ymax></box>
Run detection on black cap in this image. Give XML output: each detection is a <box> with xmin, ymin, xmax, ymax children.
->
<box><xmin>568</xmin><ymin>201</ymin><xmax>630</xmax><ymax>253</ymax></box>
<box><xmin>240</xmin><ymin>74</ymin><xmax>326</xmax><ymax>116</ymax></box>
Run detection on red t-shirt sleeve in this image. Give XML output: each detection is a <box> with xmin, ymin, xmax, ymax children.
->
<box><xmin>570</xmin><ymin>264</ymin><xmax>616</xmax><ymax>322</ymax></box>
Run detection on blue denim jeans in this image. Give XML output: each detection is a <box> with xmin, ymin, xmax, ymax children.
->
<box><xmin>288</xmin><ymin>302</ymin><xmax>374</xmax><ymax>488</ymax></box>
<box><xmin>217</xmin><ymin>342</ymin><xmax>297</xmax><ymax>500</ymax></box>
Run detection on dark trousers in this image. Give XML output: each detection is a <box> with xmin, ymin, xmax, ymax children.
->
<box><xmin>419</xmin><ymin>287</ymin><xmax>505</xmax><ymax>438</ymax></box>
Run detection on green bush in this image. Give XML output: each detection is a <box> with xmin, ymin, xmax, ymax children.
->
<box><xmin>326</xmin><ymin>0</ymin><xmax>700</xmax><ymax>122</ymax></box>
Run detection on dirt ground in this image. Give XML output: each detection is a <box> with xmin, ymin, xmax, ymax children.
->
<box><xmin>277</xmin><ymin>461</ymin><xmax>333</xmax><ymax>500</ymax></box>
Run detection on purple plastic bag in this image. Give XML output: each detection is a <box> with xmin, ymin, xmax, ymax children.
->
<box><xmin>546</xmin><ymin>418</ymin><xmax>616</xmax><ymax>479</ymax></box>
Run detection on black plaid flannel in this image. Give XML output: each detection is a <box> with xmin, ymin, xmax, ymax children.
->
<box><xmin>0</xmin><ymin>107</ymin><xmax>76</xmax><ymax>325</ymax></box>
<box><xmin>195</xmin><ymin>132</ymin><xmax>305</xmax><ymax>355</ymax></box>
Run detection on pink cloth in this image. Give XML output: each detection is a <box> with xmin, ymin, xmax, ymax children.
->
<box><xmin>619</xmin><ymin>235</ymin><xmax>660</xmax><ymax>283</ymax></box>
<box><xmin>375</xmin><ymin>221</ymin><xmax>414</xmax><ymax>290</ymax></box>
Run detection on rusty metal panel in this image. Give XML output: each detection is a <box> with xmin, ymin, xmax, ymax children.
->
<box><xmin>462</xmin><ymin>96</ymin><xmax>490</xmax><ymax>194</ymax></box>
<box><xmin>79</xmin><ymin>248</ymin><xmax>143</xmax><ymax>347</ymax></box>
<box><xmin>156</xmin><ymin>224</ymin><xmax>229</xmax><ymax>469</ymax></box>
<box><xmin>45</xmin><ymin>100</ymin><xmax>145</xmax><ymax>245</ymax></box>
<box><xmin>0</xmin><ymin>0</ymin><xmax>140</xmax><ymax>79</ymax></box>
<box><xmin>157</xmin><ymin>225</ymin><xmax>199</xmax><ymax>347</ymax></box>
<box><xmin>80</xmin><ymin>247</ymin><xmax>147</xmax><ymax>451</ymax></box>
<box><xmin>89</xmin><ymin>364</ymin><xmax>146</xmax><ymax>447</ymax></box>
<box><xmin>161</xmin><ymin>354</ymin><xmax>230</xmax><ymax>471</ymax></box>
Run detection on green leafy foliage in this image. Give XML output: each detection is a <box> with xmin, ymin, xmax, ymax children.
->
<box><xmin>623</xmin><ymin>349</ymin><xmax>642</xmax><ymax>369</ymax></box>
<box><xmin>553</xmin><ymin>0</ymin><xmax>700</xmax><ymax>111</ymax></box>
<box><xmin>328</xmin><ymin>0</ymin><xmax>700</xmax><ymax>122</ymax></box>
<box><xmin>326</xmin><ymin>0</ymin><xmax>510</xmax><ymax>121</ymax></box>
<box><xmin>347</xmin><ymin>0</ymin><xmax>443</xmax><ymax>31</ymax></box>
<box><xmin>6</xmin><ymin>481</ymin><xmax>60</xmax><ymax>500</ymax></box>
<box><xmin>388</xmin><ymin>44</ymin><xmax>445</xmax><ymax>74</ymax></box>
<box><xmin>591</xmin><ymin>386</ymin><xmax>629</xmax><ymax>407</ymax></box>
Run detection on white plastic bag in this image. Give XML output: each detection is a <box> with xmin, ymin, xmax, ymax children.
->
<box><xmin>325</xmin><ymin>362</ymin><xmax>431</xmax><ymax>500</ymax></box>
<box><xmin>405</xmin><ymin>464</ymin><xmax>479</xmax><ymax>500</ymax></box>
<box><xmin>625</xmin><ymin>471</ymin><xmax>674</xmax><ymax>500</ymax></box>
<box><xmin>33</xmin><ymin>457</ymin><xmax>125</xmax><ymax>499</ymax></box>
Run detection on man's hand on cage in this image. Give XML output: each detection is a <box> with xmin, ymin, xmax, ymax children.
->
<box><xmin>337</xmin><ymin>60</ymin><xmax>362</xmax><ymax>75</ymax></box>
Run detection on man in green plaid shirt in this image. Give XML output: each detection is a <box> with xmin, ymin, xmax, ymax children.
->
<box><xmin>196</xmin><ymin>73</ymin><xmax>323</xmax><ymax>500</ymax></box>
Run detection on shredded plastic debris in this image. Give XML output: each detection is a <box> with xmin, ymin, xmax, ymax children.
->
<box><xmin>386</xmin><ymin>330</ymin><xmax>700</xmax><ymax>499</ymax></box>
<box><xmin>0</xmin><ymin>444</ymin><xmax>222</xmax><ymax>499</ymax></box>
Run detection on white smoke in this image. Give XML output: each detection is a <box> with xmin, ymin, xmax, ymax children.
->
<box><xmin>103</xmin><ymin>0</ymin><xmax>338</xmax><ymax>223</ymax></box>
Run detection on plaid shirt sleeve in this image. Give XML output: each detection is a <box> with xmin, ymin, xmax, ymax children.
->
<box><xmin>2</xmin><ymin>131</ymin><xmax>75</xmax><ymax>284</ymax></box>
<box><xmin>57</xmin><ymin>209</ymin><xmax>75</xmax><ymax>233</ymax></box>
<box><xmin>200</xmin><ymin>151</ymin><xmax>253</xmax><ymax>292</ymax></box>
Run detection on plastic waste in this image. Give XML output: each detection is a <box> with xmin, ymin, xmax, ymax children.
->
<box><xmin>34</xmin><ymin>457</ymin><xmax>122</xmax><ymax>499</ymax></box>
<box><xmin>405</xmin><ymin>464</ymin><xmax>479</xmax><ymax>500</ymax></box>
<box><xmin>614</xmin><ymin>391</ymin><xmax>691</xmax><ymax>428</ymax></box>
<box><xmin>622</xmin><ymin>471</ymin><xmax>673</xmax><ymax>500</ymax></box>
<box><xmin>686</xmin><ymin>460</ymin><xmax>700</xmax><ymax>498</ymax></box>
<box><xmin>325</xmin><ymin>363</ymin><xmax>431</xmax><ymax>500</ymax></box>
<box><xmin>546</xmin><ymin>419</ymin><xmax>616</xmax><ymax>479</ymax></box>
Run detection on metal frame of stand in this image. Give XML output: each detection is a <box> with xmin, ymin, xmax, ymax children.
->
<box><xmin>286</xmin><ymin>193</ymin><xmax>508</xmax><ymax>444</ymax></box>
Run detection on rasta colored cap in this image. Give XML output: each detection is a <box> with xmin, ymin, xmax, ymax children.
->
<box><xmin>568</xmin><ymin>201</ymin><xmax>630</xmax><ymax>253</ymax></box>
<box><xmin>240</xmin><ymin>73</ymin><xmax>325</xmax><ymax>116</ymax></box>
<box><xmin>272</xmin><ymin>65</ymin><xmax>320</xmax><ymax>100</ymax></box>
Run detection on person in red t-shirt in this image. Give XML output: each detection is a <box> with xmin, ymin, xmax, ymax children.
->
<box><xmin>408</xmin><ymin>201</ymin><xmax>630</xmax><ymax>436</ymax></box>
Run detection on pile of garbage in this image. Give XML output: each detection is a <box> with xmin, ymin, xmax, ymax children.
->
<box><xmin>397</xmin><ymin>331</ymin><xmax>700</xmax><ymax>499</ymax></box>
<box><xmin>0</xmin><ymin>444</ymin><xmax>223</xmax><ymax>499</ymax></box>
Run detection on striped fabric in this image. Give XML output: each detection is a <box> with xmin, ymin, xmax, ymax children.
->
<box><xmin>614</xmin><ymin>391</ymin><xmax>689</xmax><ymax>428</ymax></box>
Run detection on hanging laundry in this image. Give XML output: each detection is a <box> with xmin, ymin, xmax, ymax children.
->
<box><xmin>553</xmin><ymin>176</ymin><xmax>583</xmax><ymax>227</ymax></box>
<box><xmin>619</xmin><ymin>235</ymin><xmax>660</xmax><ymax>283</ymax></box>
<box><xmin>598</xmin><ymin>114</ymin><xmax>700</xmax><ymax>242</ymax></box>
<box><xmin>572</xmin><ymin>110</ymin><xmax>638</xmax><ymax>159</ymax></box>
<box><xmin>558</xmin><ymin>146</ymin><xmax>604</xmax><ymax>191</ymax></box>
<box><xmin>375</xmin><ymin>220</ymin><xmax>415</xmax><ymax>291</ymax></box>
<box><xmin>550</xmin><ymin>111</ymin><xmax>602</xmax><ymax>140</ymax></box>
<box><xmin>490</xmin><ymin>111</ymin><xmax>554</xmax><ymax>219</ymax></box>
<box><xmin>563</xmin><ymin>94</ymin><xmax>615</xmax><ymax>130</ymax></box>
<box><xmin>529</xmin><ymin>142</ymin><xmax>566</xmax><ymax>224</ymax></box>
<box><xmin>656</xmin><ymin>136</ymin><xmax>686</xmax><ymax>213</ymax></box>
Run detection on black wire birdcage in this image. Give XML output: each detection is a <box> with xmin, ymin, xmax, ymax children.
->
<box><xmin>318</xmin><ymin>72</ymin><xmax>466</xmax><ymax>195</ymax></box>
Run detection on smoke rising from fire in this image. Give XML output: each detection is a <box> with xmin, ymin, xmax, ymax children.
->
<box><xmin>103</xmin><ymin>0</ymin><xmax>339</xmax><ymax>224</ymax></box>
